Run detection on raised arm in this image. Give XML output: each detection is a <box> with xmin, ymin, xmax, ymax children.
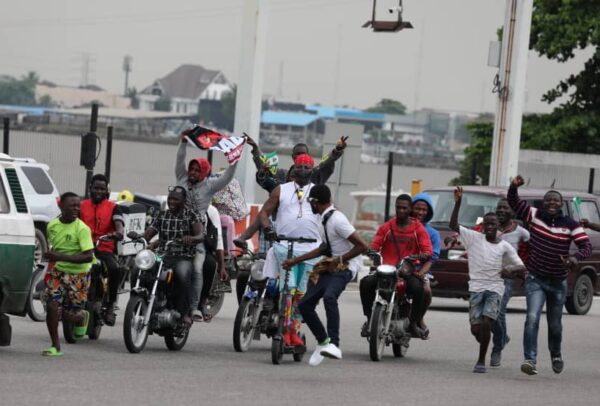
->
<box><xmin>175</xmin><ymin>139</ymin><xmax>188</xmax><ymax>182</ymax></box>
<box><xmin>507</xmin><ymin>175</ymin><xmax>532</xmax><ymax>224</ymax></box>
<box><xmin>208</xmin><ymin>162</ymin><xmax>238</xmax><ymax>194</ymax></box>
<box><xmin>314</xmin><ymin>136</ymin><xmax>347</xmax><ymax>184</ymax></box>
<box><xmin>449</xmin><ymin>186</ymin><xmax>463</xmax><ymax>232</ymax></box>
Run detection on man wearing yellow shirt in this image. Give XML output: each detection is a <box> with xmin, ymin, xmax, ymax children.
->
<box><xmin>42</xmin><ymin>192</ymin><xmax>94</xmax><ymax>356</ymax></box>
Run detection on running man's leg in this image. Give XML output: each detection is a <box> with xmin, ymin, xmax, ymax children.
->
<box><xmin>523</xmin><ymin>275</ymin><xmax>547</xmax><ymax>364</ymax></box>
<box><xmin>546</xmin><ymin>278</ymin><xmax>567</xmax><ymax>358</ymax></box>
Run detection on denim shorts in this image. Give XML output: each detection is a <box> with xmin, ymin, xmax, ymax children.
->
<box><xmin>469</xmin><ymin>290</ymin><xmax>501</xmax><ymax>325</ymax></box>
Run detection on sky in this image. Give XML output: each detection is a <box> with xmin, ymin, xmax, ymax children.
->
<box><xmin>0</xmin><ymin>0</ymin><xmax>590</xmax><ymax>114</ymax></box>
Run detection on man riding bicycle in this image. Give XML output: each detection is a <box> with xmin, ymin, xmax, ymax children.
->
<box><xmin>79</xmin><ymin>174</ymin><xmax>125</xmax><ymax>326</ymax></box>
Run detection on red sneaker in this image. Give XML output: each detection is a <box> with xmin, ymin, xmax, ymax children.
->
<box><xmin>290</xmin><ymin>332</ymin><xmax>305</xmax><ymax>347</ymax></box>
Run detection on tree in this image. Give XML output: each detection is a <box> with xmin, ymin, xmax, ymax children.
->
<box><xmin>365</xmin><ymin>98</ymin><xmax>406</xmax><ymax>115</ymax></box>
<box><xmin>220</xmin><ymin>84</ymin><xmax>237</xmax><ymax>131</ymax></box>
<box><xmin>0</xmin><ymin>72</ymin><xmax>37</xmax><ymax>105</ymax></box>
<box><xmin>450</xmin><ymin>121</ymin><xmax>493</xmax><ymax>186</ymax></box>
<box><xmin>154</xmin><ymin>96</ymin><xmax>172</xmax><ymax>112</ymax></box>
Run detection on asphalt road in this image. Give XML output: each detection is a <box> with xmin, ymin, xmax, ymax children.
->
<box><xmin>2</xmin><ymin>284</ymin><xmax>600</xmax><ymax>406</ymax></box>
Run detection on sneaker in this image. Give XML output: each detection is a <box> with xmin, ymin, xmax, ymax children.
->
<box><xmin>490</xmin><ymin>351</ymin><xmax>501</xmax><ymax>367</ymax></box>
<box><xmin>360</xmin><ymin>321</ymin><xmax>369</xmax><ymax>338</ymax></box>
<box><xmin>521</xmin><ymin>360</ymin><xmax>538</xmax><ymax>375</ymax></box>
<box><xmin>551</xmin><ymin>356</ymin><xmax>564</xmax><ymax>374</ymax></box>
<box><xmin>309</xmin><ymin>347</ymin><xmax>325</xmax><ymax>366</ymax></box>
<box><xmin>320</xmin><ymin>343</ymin><xmax>342</xmax><ymax>360</ymax></box>
<box><xmin>473</xmin><ymin>363</ymin><xmax>487</xmax><ymax>373</ymax></box>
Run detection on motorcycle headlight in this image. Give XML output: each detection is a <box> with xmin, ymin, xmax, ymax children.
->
<box><xmin>250</xmin><ymin>259</ymin><xmax>267</xmax><ymax>281</ymax></box>
<box><xmin>237</xmin><ymin>256</ymin><xmax>252</xmax><ymax>271</ymax></box>
<box><xmin>135</xmin><ymin>249</ymin><xmax>156</xmax><ymax>270</ymax></box>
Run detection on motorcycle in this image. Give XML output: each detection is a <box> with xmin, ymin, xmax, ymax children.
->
<box><xmin>232</xmin><ymin>249</ymin><xmax>278</xmax><ymax>352</ymax></box>
<box><xmin>270</xmin><ymin>235</ymin><xmax>317</xmax><ymax>365</ymax></box>
<box><xmin>122</xmin><ymin>238</ymin><xmax>192</xmax><ymax>353</ymax></box>
<box><xmin>366</xmin><ymin>251</ymin><xmax>420</xmax><ymax>361</ymax></box>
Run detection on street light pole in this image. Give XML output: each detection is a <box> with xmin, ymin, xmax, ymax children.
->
<box><xmin>489</xmin><ymin>0</ymin><xmax>534</xmax><ymax>186</ymax></box>
<box><xmin>233</xmin><ymin>0</ymin><xmax>269</xmax><ymax>204</ymax></box>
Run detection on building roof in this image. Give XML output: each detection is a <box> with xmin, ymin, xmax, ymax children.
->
<box><xmin>141</xmin><ymin>64</ymin><xmax>222</xmax><ymax>100</ymax></box>
<box><xmin>305</xmin><ymin>104</ymin><xmax>384</xmax><ymax>121</ymax></box>
<box><xmin>46</xmin><ymin>107</ymin><xmax>192</xmax><ymax>120</ymax></box>
<box><xmin>0</xmin><ymin>104</ymin><xmax>46</xmax><ymax>116</ymax></box>
<box><xmin>261</xmin><ymin>111</ymin><xmax>320</xmax><ymax>127</ymax></box>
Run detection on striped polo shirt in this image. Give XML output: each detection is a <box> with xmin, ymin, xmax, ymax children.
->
<box><xmin>508</xmin><ymin>185</ymin><xmax>592</xmax><ymax>279</ymax></box>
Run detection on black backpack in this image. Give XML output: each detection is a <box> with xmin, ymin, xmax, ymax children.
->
<box><xmin>204</xmin><ymin>215</ymin><xmax>219</xmax><ymax>253</ymax></box>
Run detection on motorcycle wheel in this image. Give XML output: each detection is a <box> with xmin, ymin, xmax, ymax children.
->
<box><xmin>63</xmin><ymin>318</ymin><xmax>77</xmax><ymax>344</ymax></box>
<box><xmin>293</xmin><ymin>333</ymin><xmax>306</xmax><ymax>362</ymax></box>
<box><xmin>26</xmin><ymin>268</ymin><xmax>47</xmax><ymax>322</ymax></box>
<box><xmin>369</xmin><ymin>303</ymin><xmax>386</xmax><ymax>362</ymax></box>
<box><xmin>164</xmin><ymin>329</ymin><xmax>190</xmax><ymax>351</ymax></box>
<box><xmin>233</xmin><ymin>297</ymin><xmax>256</xmax><ymax>352</ymax></box>
<box><xmin>392</xmin><ymin>343</ymin><xmax>407</xmax><ymax>358</ymax></box>
<box><xmin>271</xmin><ymin>336</ymin><xmax>283</xmax><ymax>365</ymax></box>
<box><xmin>86</xmin><ymin>301</ymin><xmax>103</xmax><ymax>340</ymax></box>
<box><xmin>204</xmin><ymin>292</ymin><xmax>225</xmax><ymax>319</ymax></box>
<box><xmin>123</xmin><ymin>295</ymin><xmax>149</xmax><ymax>354</ymax></box>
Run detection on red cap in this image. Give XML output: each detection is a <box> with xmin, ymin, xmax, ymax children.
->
<box><xmin>294</xmin><ymin>153</ymin><xmax>314</xmax><ymax>167</ymax></box>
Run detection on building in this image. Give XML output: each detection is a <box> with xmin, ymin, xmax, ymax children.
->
<box><xmin>35</xmin><ymin>82</ymin><xmax>131</xmax><ymax>109</ymax></box>
<box><xmin>138</xmin><ymin>64</ymin><xmax>232</xmax><ymax>115</ymax></box>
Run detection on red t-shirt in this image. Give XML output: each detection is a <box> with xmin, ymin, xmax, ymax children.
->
<box><xmin>371</xmin><ymin>217</ymin><xmax>433</xmax><ymax>266</ymax></box>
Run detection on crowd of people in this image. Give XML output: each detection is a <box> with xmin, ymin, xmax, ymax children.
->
<box><xmin>40</xmin><ymin>129</ymin><xmax>595</xmax><ymax>376</ymax></box>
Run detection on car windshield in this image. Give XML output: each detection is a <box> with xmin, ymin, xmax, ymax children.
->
<box><xmin>354</xmin><ymin>196</ymin><xmax>386</xmax><ymax>224</ymax></box>
<box><xmin>427</xmin><ymin>191</ymin><xmax>501</xmax><ymax>228</ymax></box>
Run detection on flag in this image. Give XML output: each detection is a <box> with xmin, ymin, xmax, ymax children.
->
<box><xmin>260</xmin><ymin>151</ymin><xmax>279</xmax><ymax>175</ymax></box>
<box><xmin>572</xmin><ymin>196</ymin><xmax>582</xmax><ymax>218</ymax></box>
<box><xmin>184</xmin><ymin>125</ymin><xmax>246</xmax><ymax>165</ymax></box>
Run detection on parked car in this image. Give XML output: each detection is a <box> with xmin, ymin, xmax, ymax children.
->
<box><xmin>425</xmin><ymin>186</ymin><xmax>600</xmax><ymax>315</ymax></box>
<box><xmin>11</xmin><ymin>157</ymin><xmax>60</xmax><ymax>265</ymax></box>
<box><xmin>0</xmin><ymin>153</ymin><xmax>36</xmax><ymax>346</ymax></box>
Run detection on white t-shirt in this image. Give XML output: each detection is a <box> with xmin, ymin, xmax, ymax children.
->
<box><xmin>499</xmin><ymin>223</ymin><xmax>530</xmax><ymax>251</ymax></box>
<box><xmin>459</xmin><ymin>225</ymin><xmax>523</xmax><ymax>296</ymax></box>
<box><xmin>206</xmin><ymin>205</ymin><xmax>224</xmax><ymax>251</ymax></box>
<box><xmin>321</xmin><ymin>206</ymin><xmax>363</xmax><ymax>277</ymax></box>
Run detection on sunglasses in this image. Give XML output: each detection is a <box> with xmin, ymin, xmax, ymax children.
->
<box><xmin>168</xmin><ymin>186</ymin><xmax>187</xmax><ymax>195</ymax></box>
<box><xmin>307</xmin><ymin>197</ymin><xmax>319</xmax><ymax>203</ymax></box>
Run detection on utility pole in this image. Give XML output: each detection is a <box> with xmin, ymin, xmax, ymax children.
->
<box><xmin>123</xmin><ymin>55</ymin><xmax>133</xmax><ymax>96</ymax></box>
<box><xmin>233</xmin><ymin>0</ymin><xmax>269</xmax><ymax>204</ymax></box>
<box><xmin>488</xmin><ymin>0</ymin><xmax>534</xmax><ymax>186</ymax></box>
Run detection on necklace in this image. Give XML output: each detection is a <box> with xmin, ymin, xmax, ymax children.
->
<box><xmin>294</xmin><ymin>183</ymin><xmax>311</xmax><ymax>219</ymax></box>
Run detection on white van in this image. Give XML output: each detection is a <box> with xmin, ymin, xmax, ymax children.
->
<box><xmin>0</xmin><ymin>153</ymin><xmax>35</xmax><ymax>346</ymax></box>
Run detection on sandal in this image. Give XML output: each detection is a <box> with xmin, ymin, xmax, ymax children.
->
<box><xmin>73</xmin><ymin>310</ymin><xmax>90</xmax><ymax>338</ymax></box>
<box><xmin>200</xmin><ymin>307</ymin><xmax>212</xmax><ymax>323</ymax></box>
<box><xmin>42</xmin><ymin>346</ymin><xmax>63</xmax><ymax>357</ymax></box>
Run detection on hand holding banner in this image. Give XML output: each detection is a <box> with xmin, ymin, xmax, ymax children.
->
<box><xmin>184</xmin><ymin>125</ymin><xmax>246</xmax><ymax>165</ymax></box>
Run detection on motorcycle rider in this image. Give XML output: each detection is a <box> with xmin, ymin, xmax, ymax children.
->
<box><xmin>79</xmin><ymin>174</ymin><xmax>125</xmax><ymax>326</ymax></box>
<box><xmin>411</xmin><ymin>193</ymin><xmax>441</xmax><ymax>339</ymax></box>
<box><xmin>258</xmin><ymin>153</ymin><xmax>322</xmax><ymax>347</ymax></box>
<box><xmin>282</xmin><ymin>185</ymin><xmax>368</xmax><ymax>366</ymax></box>
<box><xmin>136</xmin><ymin>186</ymin><xmax>204</xmax><ymax>326</ymax></box>
<box><xmin>197</xmin><ymin>204</ymin><xmax>229</xmax><ymax>322</ymax></box>
<box><xmin>359</xmin><ymin>194</ymin><xmax>432</xmax><ymax>339</ymax></box>
<box><xmin>175</xmin><ymin>129</ymin><xmax>238</xmax><ymax>321</ymax></box>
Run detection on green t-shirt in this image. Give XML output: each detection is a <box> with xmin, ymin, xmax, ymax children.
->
<box><xmin>47</xmin><ymin>217</ymin><xmax>94</xmax><ymax>274</ymax></box>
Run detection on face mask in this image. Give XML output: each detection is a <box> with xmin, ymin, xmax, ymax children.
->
<box><xmin>295</xmin><ymin>169</ymin><xmax>312</xmax><ymax>184</ymax></box>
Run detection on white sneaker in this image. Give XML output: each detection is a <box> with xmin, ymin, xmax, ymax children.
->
<box><xmin>309</xmin><ymin>347</ymin><xmax>325</xmax><ymax>366</ymax></box>
<box><xmin>320</xmin><ymin>343</ymin><xmax>342</xmax><ymax>360</ymax></box>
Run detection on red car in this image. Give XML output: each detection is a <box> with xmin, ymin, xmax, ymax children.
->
<box><xmin>424</xmin><ymin>186</ymin><xmax>600</xmax><ymax>315</ymax></box>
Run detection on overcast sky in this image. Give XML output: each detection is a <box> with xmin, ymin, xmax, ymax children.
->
<box><xmin>0</xmin><ymin>0</ymin><xmax>590</xmax><ymax>114</ymax></box>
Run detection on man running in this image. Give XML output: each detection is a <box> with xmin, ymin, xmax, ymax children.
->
<box><xmin>508</xmin><ymin>175</ymin><xmax>591</xmax><ymax>375</ymax></box>
<box><xmin>175</xmin><ymin>130</ymin><xmax>238</xmax><ymax>321</ymax></box>
<box><xmin>258</xmin><ymin>153</ymin><xmax>322</xmax><ymax>347</ymax></box>
<box><xmin>489</xmin><ymin>198</ymin><xmax>529</xmax><ymax>367</ymax></box>
<box><xmin>282</xmin><ymin>185</ymin><xmax>368</xmax><ymax>366</ymax></box>
<box><xmin>43</xmin><ymin>192</ymin><xmax>94</xmax><ymax>356</ymax></box>
<box><xmin>359</xmin><ymin>194</ymin><xmax>432</xmax><ymax>339</ymax></box>
<box><xmin>450</xmin><ymin>186</ymin><xmax>525</xmax><ymax>373</ymax></box>
<box><xmin>79</xmin><ymin>174</ymin><xmax>125</xmax><ymax>326</ymax></box>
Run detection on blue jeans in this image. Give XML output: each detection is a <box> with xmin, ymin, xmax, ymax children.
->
<box><xmin>523</xmin><ymin>274</ymin><xmax>567</xmax><ymax>363</ymax></box>
<box><xmin>491</xmin><ymin>278</ymin><xmax>514</xmax><ymax>353</ymax></box>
